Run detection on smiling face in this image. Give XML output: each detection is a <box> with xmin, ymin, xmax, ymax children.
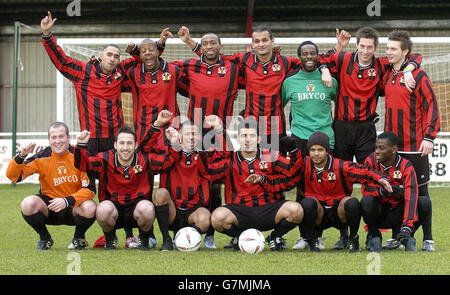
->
<box><xmin>201</xmin><ymin>34</ymin><xmax>222</xmax><ymax>64</ymax></box>
<box><xmin>356</xmin><ymin>38</ymin><xmax>377</xmax><ymax>65</ymax></box>
<box><xmin>309</xmin><ymin>144</ymin><xmax>328</xmax><ymax>168</ymax></box>
<box><xmin>48</xmin><ymin>125</ymin><xmax>70</xmax><ymax>156</ymax></box>
<box><xmin>179</xmin><ymin>124</ymin><xmax>200</xmax><ymax>152</ymax></box>
<box><xmin>140</xmin><ymin>40</ymin><xmax>160</xmax><ymax>72</ymax></box>
<box><xmin>299</xmin><ymin>44</ymin><xmax>318</xmax><ymax>72</ymax></box>
<box><xmin>99</xmin><ymin>45</ymin><xmax>121</xmax><ymax>74</ymax></box>
<box><xmin>386</xmin><ymin>40</ymin><xmax>408</xmax><ymax>68</ymax></box>
<box><xmin>375</xmin><ymin>138</ymin><xmax>397</xmax><ymax>165</ymax></box>
<box><xmin>252</xmin><ymin>30</ymin><xmax>274</xmax><ymax>60</ymax></box>
<box><xmin>114</xmin><ymin>132</ymin><xmax>136</xmax><ymax>166</ymax></box>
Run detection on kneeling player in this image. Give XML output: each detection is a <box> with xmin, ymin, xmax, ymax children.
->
<box><xmin>361</xmin><ymin>132</ymin><xmax>430</xmax><ymax>252</ymax></box>
<box><xmin>203</xmin><ymin>118</ymin><xmax>304</xmax><ymax>251</ymax></box>
<box><xmin>6</xmin><ymin>122</ymin><xmax>97</xmax><ymax>250</ymax></box>
<box><xmin>74</xmin><ymin>112</ymin><xmax>175</xmax><ymax>250</ymax></box>
<box><xmin>299</xmin><ymin>132</ymin><xmax>392</xmax><ymax>252</ymax></box>
<box><xmin>154</xmin><ymin>117</ymin><xmax>224</xmax><ymax>251</ymax></box>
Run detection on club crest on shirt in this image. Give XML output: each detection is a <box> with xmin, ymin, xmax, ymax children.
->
<box><xmin>162</xmin><ymin>72</ymin><xmax>171</xmax><ymax>81</ymax></box>
<box><xmin>393</xmin><ymin>170</ymin><xmax>402</xmax><ymax>180</ymax></box>
<box><xmin>114</xmin><ymin>72</ymin><xmax>121</xmax><ymax>80</ymax></box>
<box><xmin>134</xmin><ymin>164</ymin><xmax>143</xmax><ymax>175</ymax></box>
<box><xmin>218</xmin><ymin>66</ymin><xmax>227</xmax><ymax>75</ymax></box>
<box><xmin>306</xmin><ymin>84</ymin><xmax>315</xmax><ymax>92</ymax></box>
<box><xmin>327</xmin><ymin>172</ymin><xmax>336</xmax><ymax>182</ymax></box>
<box><xmin>368</xmin><ymin>68</ymin><xmax>376</xmax><ymax>78</ymax></box>
<box><xmin>272</xmin><ymin>64</ymin><xmax>281</xmax><ymax>73</ymax></box>
<box><xmin>259</xmin><ymin>161</ymin><xmax>268</xmax><ymax>170</ymax></box>
<box><xmin>57</xmin><ymin>166</ymin><xmax>67</xmax><ymax>175</ymax></box>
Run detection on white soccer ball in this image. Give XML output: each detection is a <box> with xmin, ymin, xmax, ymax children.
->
<box><xmin>174</xmin><ymin>227</ymin><xmax>202</xmax><ymax>252</ymax></box>
<box><xmin>238</xmin><ymin>228</ymin><xmax>265</xmax><ymax>254</ymax></box>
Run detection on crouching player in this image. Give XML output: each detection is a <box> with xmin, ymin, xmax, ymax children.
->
<box><xmin>201</xmin><ymin>117</ymin><xmax>304</xmax><ymax>251</ymax></box>
<box><xmin>74</xmin><ymin>111</ymin><xmax>175</xmax><ymax>250</ymax></box>
<box><xmin>6</xmin><ymin>122</ymin><xmax>97</xmax><ymax>250</ymax></box>
<box><xmin>299</xmin><ymin>132</ymin><xmax>392</xmax><ymax>252</ymax></box>
<box><xmin>361</xmin><ymin>131</ymin><xmax>430</xmax><ymax>252</ymax></box>
<box><xmin>153</xmin><ymin>115</ymin><xmax>225</xmax><ymax>251</ymax></box>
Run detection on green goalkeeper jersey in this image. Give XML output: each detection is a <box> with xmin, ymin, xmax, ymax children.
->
<box><xmin>281</xmin><ymin>69</ymin><xmax>338</xmax><ymax>148</ymax></box>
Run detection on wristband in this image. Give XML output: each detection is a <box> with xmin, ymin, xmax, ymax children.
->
<box><xmin>403</xmin><ymin>69</ymin><xmax>411</xmax><ymax>74</ymax></box>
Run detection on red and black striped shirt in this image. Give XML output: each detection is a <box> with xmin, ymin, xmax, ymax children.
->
<box><xmin>304</xmin><ymin>155</ymin><xmax>384</xmax><ymax>206</ymax></box>
<box><xmin>383</xmin><ymin>67</ymin><xmax>440</xmax><ymax>152</ymax></box>
<box><xmin>362</xmin><ymin>152</ymin><xmax>418</xmax><ymax>228</ymax></box>
<box><xmin>320</xmin><ymin>49</ymin><xmax>422</xmax><ymax>122</ymax></box>
<box><xmin>173</xmin><ymin>53</ymin><xmax>244</xmax><ymax>129</ymax></box>
<box><xmin>199</xmin><ymin>148</ymin><xmax>303</xmax><ymax>207</ymax></box>
<box><xmin>43</xmin><ymin>34</ymin><xmax>136</xmax><ymax>139</ymax></box>
<box><xmin>74</xmin><ymin>128</ymin><xmax>175</xmax><ymax>204</ymax></box>
<box><xmin>123</xmin><ymin>58</ymin><xmax>188</xmax><ymax>147</ymax></box>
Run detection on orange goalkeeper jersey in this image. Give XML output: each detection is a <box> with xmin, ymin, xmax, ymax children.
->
<box><xmin>6</xmin><ymin>145</ymin><xmax>95</xmax><ymax>207</ymax></box>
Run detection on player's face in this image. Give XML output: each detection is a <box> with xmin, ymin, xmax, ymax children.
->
<box><xmin>140</xmin><ymin>41</ymin><xmax>159</xmax><ymax>71</ymax></box>
<box><xmin>114</xmin><ymin>132</ymin><xmax>136</xmax><ymax>165</ymax></box>
<box><xmin>252</xmin><ymin>31</ymin><xmax>274</xmax><ymax>58</ymax></box>
<box><xmin>100</xmin><ymin>46</ymin><xmax>121</xmax><ymax>74</ymax></box>
<box><xmin>356</xmin><ymin>38</ymin><xmax>377</xmax><ymax>65</ymax></box>
<box><xmin>386</xmin><ymin>40</ymin><xmax>408</xmax><ymax>66</ymax></box>
<box><xmin>375</xmin><ymin>138</ymin><xmax>396</xmax><ymax>164</ymax></box>
<box><xmin>180</xmin><ymin>125</ymin><xmax>200</xmax><ymax>152</ymax></box>
<box><xmin>299</xmin><ymin>44</ymin><xmax>318</xmax><ymax>72</ymax></box>
<box><xmin>201</xmin><ymin>34</ymin><xmax>222</xmax><ymax>63</ymax></box>
<box><xmin>48</xmin><ymin>126</ymin><xmax>70</xmax><ymax>155</ymax></box>
<box><xmin>238</xmin><ymin>128</ymin><xmax>259</xmax><ymax>153</ymax></box>
<box><xmin>309</xmin><ymin>145</ymin><xmax>328</xmax><ymax>167</ymax></box>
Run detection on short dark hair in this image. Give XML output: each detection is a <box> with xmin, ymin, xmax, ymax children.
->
<box><xmin>252</xmin><ymin>26</ymin><xmax>273</xmax><ymax>40</ymax></box>
<box><xmin>48</xmin><ymin>122</ymin><xmax>70</xmax><ymax>137</ymax></box>
<box><xmin>237</xmin><ymin>117</ymin><xmax>259</xmax><ymax>135</ymax></box>
<box><xmin>201</xmin><ymin>33</ymin><xmax>221</xmax><ymax>45</ymax></box>
<box><xmin>388</xmin><ymin>30</ymin><xmax>412</xmax><ymax>56</ymax></box>
<box><xmin>140</xmin><ymin>38</ymin><xmax>159</xmax><ymax>50</ymax></box>
<box><xmin>378</xmin><ymin>131</ymin><xmax>399</xmax><ymax>147</ymax></box>
<box><xmin>297</xmin><ymin>41</ymin><xmax>319</xmax><ymax>58</ymax></box>
<box><xmin>356</xmin><ymin>27</ymin><xmax>379</xmax><ymax>47</ymax></box>
<box><xmin>102</xmin><ymin>44</ymin><xmax>121</xmax><ymax>52</ymax></box>
<box><xmin>114</xmin><ymin>125</ymin><xmax>136</xmax><ymax>143</ymax></box>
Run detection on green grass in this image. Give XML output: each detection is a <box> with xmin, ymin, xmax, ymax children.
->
<box><xmin>0</xmin><ymin>184</ymin><xmax>449</xmax><ymax>275</ymax></box>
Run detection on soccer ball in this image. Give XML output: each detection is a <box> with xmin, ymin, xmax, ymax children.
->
<box><xmin>174</xmin><ymin>227</ymin><xmax>202</xmax><ymax>252</ymax></box>
<box><xmin>238</xmin><ymin>228</ymin><xmax>265</xmax><ymax>254</ymax></box>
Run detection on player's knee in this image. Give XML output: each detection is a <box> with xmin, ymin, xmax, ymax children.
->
<box><xmin>21</xmin><ymin>195</ymin><xmax>44</xmax><ymax>215</ymax></box>
<box><xmin>300</xmin><ymin>197</ymin><xmax>317</xmax><ymax>214</ymax></box>
<box><xmin>96</xmin><ymin>201</ymin><xmax>115</xmax><ymax>219</ymax></box>
<box><xmin>360</xmin><ymin>195</ymin><xmax>377</xmax><ymax>213</ymax></box>
<box><xmin>285</xmin><ymin>201</ymin><xmax>303</xmax><ymax>223</ymax></box>
<box><xmin>135</xmin><ymin>200</ymin><xmax>155</xmax><ymax>218</ymax></box>
<box><xmin>77</xmin><ymin>200</ymin><xmax>97</xmax><ymax>218</ymax></box>
<box><xmin>344</xmin><ymin>197</ymin><xmax>361</xmax><ymax>217</ymax></box>
<box><xmin>153</xmin><ymin>188</ymin><xmax>170</xmax><ymax>206</ymax></box>
<box><xmin>211</xmin><ymin>208</ymin><xmax>228</xmax><ymax>229</ymax></box>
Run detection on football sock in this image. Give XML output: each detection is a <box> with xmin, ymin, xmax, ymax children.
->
<box><xmin>300</xmin><ymin>197</ymin><xmax>318</xmax><ymax>240</ymax></box>
<box><xmin>416</xmin><ymin>195</ymin><xmax>433</xmax><ymax>240</ymax></box>
<box><xmin>155</xmin><ymin>204</ymin><xmax>171</xmax><ymax>241</ymax></box>
<box><xmin>74</xmin><ymin>215</ymin><xmax>96</xmax><ymax>239</ymax></box>
<box><xmin>273</xmin><ymin>219</ymin><xmax>297</xmax><ymax>238</ymax></box>
<box><xmin>124</xmin><ymin>227</ymin><xmax>134</xmax><ymax>238</ymax></box>
<box><xmin>22</xmin><ymin>211</ymin><xmax>51</xmax><ymax>240</ymax></box>
<box><xmin>360</xmin><ymin>195</ymin><xmax>381</xmax><ymax>238</ymax></box>
<box><xmin>206</xmin><ymin>185</ymin><xmax>221</xmax><ymax>237</ymax></box>
<box><xmin>221</xmin><ymin>224</ymin><xmax>240</xmax><ymax>238</ymax></box>
<box><xmin>104</xmin><ymin>229</ymin><xmax>116</xmax><ymax>242</ymax></box>
<box><xmin>189</xmin><ymin>224</ymin><xmax>203</xmax><ymax>234</ymax></box>
<box><xmin>344</xmin><ymin>198</ymin><xmax>361</xmax><ymax>239</ymax></box>
<box><xmin>138</xmin><ymin>227</ymin><xmax>152</xmax><ymax>240</ymax></box>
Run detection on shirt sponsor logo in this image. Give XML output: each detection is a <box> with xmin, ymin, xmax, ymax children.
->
<box><xmin>297</xmin><ymin>92</ymin><xmax>326</xmax><ymax>101</ymax></box>
<box><xmin>53</xmin><ymin>175</ymin><xmax>79</xmax><ymax>186</ymax></box>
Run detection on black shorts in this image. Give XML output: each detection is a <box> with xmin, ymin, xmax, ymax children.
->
<box><xmin>38</xmin><ymin>194</ymin><xmax>76</xmax><ymax>226</ymax></box>
<box><xmin>109</xmin><ymin>198</ymin><xmax>148</xmax><ymax>229</ymax></box>
<box><xmin>169</xmin><ymin>206</ymin><xmax>205</xmax><ymax>232</ymax></box>
<box><xmin>318</xmin><ymin>199</ymin><xmax>347</xmax><ymax>231</ymax></box>
<box><xmin>378</xmin><ymin>202</ymin><xmax>404</xmax><ymax>229</ymax></box>
<box><xmin>332</xmin><ymin>119</ymin><xmax>376</xmax><ymax>163</ymax></box>
<box><xmin>87</xmin><ymin>137</ymin><xmax>115</xmax><ymax>155</ymax></box>
<box><xmin>398</xmin><ymin>152</ymin><xmax>430</xmax><ymax>185</ymax></box>
<box><xmin>223</xmin><ymin>200</ymin><xmax>287</xmax><ymax>232</ymax></box>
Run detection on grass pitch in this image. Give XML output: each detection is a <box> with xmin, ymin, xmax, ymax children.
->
<box><xmin>0</xmin><ymin>184</ymin><xmax>449</xmax><ymax>275</ymax></box>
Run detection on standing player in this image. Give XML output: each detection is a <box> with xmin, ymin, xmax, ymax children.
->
<box><xmin>319</xmin><ymin>27</ymin><xmax>423</xmax><ymax>249</ymax></box>
<box><xmin>74</xmin><ymin>111</ymin><xmax>176</xmax><ymax>250</ymax></box>
<box><xmin>383</xmin><ymin>30</ymin><xmax>440</xmax><ymax>251</ymax></box>
<box><xmin>6</xmin><ymin>122</ymin><xmax>96</xmax><ymax>250</ymax></box>
<box><xmin>153</xmin><ymin>115</ymin><xmax>224</xmax><ymax>251</ymax></box>
<box><xmin>200</xmin><ymin>118</ymin><xmax>305</xmax><ymax>251</ymax></box>
<box><xmin>361</xmin><ymin>132</ymin><xmax>430</xmax><ymax>252</ymax></box>
<box><xmin>281</xmin><ymin>41</ymin><xmax>338</xmax><ymax>250</ymax></box>
<box><xmin>299</xmin><ymin>132</ymin><xmax>392</xmax><ymax>252</ymax></box>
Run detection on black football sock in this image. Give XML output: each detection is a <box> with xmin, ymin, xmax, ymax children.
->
<box><xmin>74</xmin><ymin>215</ymin><xmax>96</xmax><ymax>239</ymax></box>
<box><xmin>124</xmin><ymin>227</ymin><xmax>134</xmax><ymax>238</ymax></box>
<box><xmin>22</xmin><ymin>211</ymin><xmax>51</xmax><ymax>240</ymax></box>
<box><xmin>221</xmin><ymin>224</ymin><xmax>240</xmax><ymax>238</ymax></box>
<box><xmin>272</xmin><ymin>219</ymin><xmax>298</xmax><ymax>238</ymax></box>
<box><xmin>206</xmin><ymin>185</ymin><xmax>221</xmax><ymax>237</ymax></box>
<box><xmin>155</xmin><ymin>204</ymin><xmax>171</xmax><ymax>241</ymax></box>
<box><xmin>189</xmin><ymin>224</ymin><xmax>203</xmax><ymax>234</ymax></box>
<box><xmin>300</xmin><ymin>197</ymin><xmax>319</xmax><ymax>240</ymax></box>
<box><xmin>416</xmin><ymin>195</ymin><xmax>433</xmax><ymax>241</ymax></box>
<box><xmin>360</xmin><ymin>195</ymin><xmax>381</xmax><ymax>238</ymax></box>
<box><xmin>344</xmin><ymin>198</ymin><xmax>361</xmax><ymax>239</ymax></box>
<box><xmin>104</xmin><ymin>229</ymin><xmax>116</xmax><ymax>242</ymax></box>
<box><xmin>138</xmin><ymin>227</ymin><xmax>152</xmax><ymax>240</ymax></box>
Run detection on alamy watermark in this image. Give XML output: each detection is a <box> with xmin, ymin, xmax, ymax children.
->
<box><xmin>67</xmin><ymin>0</ymin><xmax>81</xmax><ymax>17</ymax></box>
